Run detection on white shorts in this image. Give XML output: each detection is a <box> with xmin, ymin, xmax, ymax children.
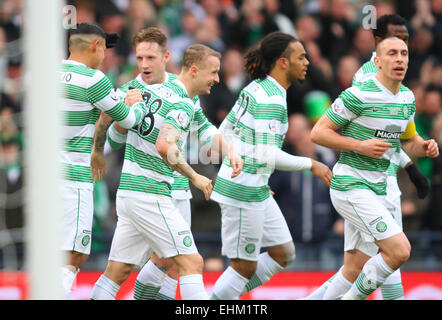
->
<box><xmin>330</xmin><ymin>189</ymin><xmax>402</xmax><ymax>257</ymax></box>
<box><xmin>219</xmin><ymin>196</ymin><xmax>292</xmax><ymax>261</ymax></box>
<box><xmin>172</xmin><ymin>198</ymin><xmax>191</xmax><ymax>227</ymax></box>
<box><xmin>61</xmin><ymin>186</ymin><xmax>94</xmax><ymax>254</ymax></box>
<box><xmin>385</xmin><ymin>177</ymin><xmax>403</xmax><ymax>228</ymax></box>
<box><xmin>109</xmin><ymin>195</ymin><xmax>198</xmax><ymax>267</ymax></box>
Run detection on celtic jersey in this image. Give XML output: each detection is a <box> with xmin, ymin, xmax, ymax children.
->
<box><xmin>60</xmin><ymin>59</ymin><xmax>145</xmax><ymax>189</ymax></box>
<box><xmin>110</xmin><ymin>72</ymin><xmax>218</xmax><ymax>199</ymax></box>
<box><xmin>326</xmin><ymin>77</ymin><xmax>416</xmax><ymax>195</ymax></box>
<box><xmin>116</xmin><ymin>79</ymin><xmax>207</xmax><ymax>199</ymax></box>
<box><xmin>211</xmin><ymin>75</ymin><xmax>288</xmax><ymax>209</ymax></box>
<box><xmin>352</xmin><ymin>52</ymin><xmax>415</xmax><ymax>178</ymax></box>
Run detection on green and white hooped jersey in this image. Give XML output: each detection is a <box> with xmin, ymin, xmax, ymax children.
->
<box><xmin>352</xmin><ymin>52</ymin><xmax>411</xmax><ymax>178</ymax></box>
<box><xmin>60</xmin><ymin>60</ymin><xmax>145</xmax><ymax>190</ymax></box>
<box><xmin>211</xmin><ymin>75</ymin><xmax>288</xmax><ymax>209</ymax></box>
<box><xmin>116</xmin><ymin>79</ymin><xmax>204</xmax><ymax>199</ymax></box>
<box><xmin>111</xmin><ymin>72</ymin><xmax>218</xmax><ymax>199</ymax></box>
<box><xmin>326</xmin><ymin>77</ymin><xmax>416</xmax><ymax>196</ymax></box>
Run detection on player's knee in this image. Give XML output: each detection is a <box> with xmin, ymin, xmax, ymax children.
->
<box><xmin>381</xmin><ymin>235</ymin><xmax>411</xmax><ymax>267</ymax></box>
<box><xmin>230</xmin><ymin>259</ymin><xmax>257</xmax><ymax>279</ymax></box>
<box><xmin>284</xmin><ymin>242</ymin><xmax>296</xmax><ymax>266</ymax></box>
<box><xmin>167</xmin><ymin>263</ymin><xmax>180</xmax><ymax>280</ymax></box>
<box><xmin>392</xmin><ymin>245</ymin><xmax>410</xmax><ymax>266</ymax></box>
<box><xmin>68</xmin><ymin>251</ymin><xmax>89</xmax><ymax>269</ymax></box>
<box><xmin>104</xmin><ymin>261</ymin><xmax>134</xmax><ymax>286</ymax></box>
<box><xmin>175</xmin><ymin>253</ymin><xmax>204</xmax><ymax>275</ymax></box>
<box><xmin>267</xmin><ymin>242</ymin><xmax>295</xmax><ymax>267</ymax></box>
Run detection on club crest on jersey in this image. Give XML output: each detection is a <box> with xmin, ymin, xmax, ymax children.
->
<box><xmin>402</xmin><ymin>105</ymin><xmax>409</xmax><ymax>117</ymax></box>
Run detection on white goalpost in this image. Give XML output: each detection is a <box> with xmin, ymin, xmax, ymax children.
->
<box><xmin>23</xmin><ymin>0</ymin><xmax>64</xmax><ymax>299</ymax></box>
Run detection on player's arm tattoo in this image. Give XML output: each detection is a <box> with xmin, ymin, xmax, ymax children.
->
<box><xmin>157</xmin><ymin>123</ymin><xmax>197</xmax><ymax>181</ymax></box>
<box><xmin>93</xmin><ymin>112</ymin><xmax>113</xmax><ymax>152</ymax></box>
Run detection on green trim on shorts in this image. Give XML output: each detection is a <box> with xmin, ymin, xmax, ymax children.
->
<box><xmin>157</xmin><ymin>201</ymin><xmax>179</xmax><ymax>256</ymax></box>
<box><xmin>346</xmin><ymin>197</ymin><xmax>376</xmax><ymax>239</ymax></box>
<box><xmin>73</xmin><ymin>188</ymin><xmax>81</xmax><ymax>252</ymax></box>
<box><xmin>236</xmin><ymin>208</ymin><xmax>242</xmax><ymax>258</ymax></box>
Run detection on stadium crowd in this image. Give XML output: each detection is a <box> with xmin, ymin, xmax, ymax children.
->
<box><xmin>0</xmin><ymin>0</ymin><xmax>441</xmax><ymax>271</ymax></box>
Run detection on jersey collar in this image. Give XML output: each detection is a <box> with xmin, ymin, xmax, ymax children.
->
<box><xmin>135</xmin><ymin>72</ymin><xmax>169</xmax><ymax>87</ymax></box>
<box><xmin>266</xmin><ymin>75</ymin><xmax>287</xmax><ymax>99</ymax></box>
<box><xmin>62</xmin><ymin>59</ymin><xmax>87</xmax><ymax>67</ymax></box>
<box><xmin>172</xmin><ymin>78</ymin><xmax>190</xmax><ymax>98</ymax></box>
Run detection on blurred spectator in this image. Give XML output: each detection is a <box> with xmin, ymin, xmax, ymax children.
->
<box><xmin>431</xmin><ymin>0</ymin><xmax>442</xmax><ymax>58</ymax></box>
<box><xmin>419</xmin><ymin>56</ymin><xmax>442</xmax><ymax>88</ymax></box>
<box><xmin>414</xmin><ymin>85</ymin><xmax>442</xmax><ymax>180</ymax></box>
<box><xmin>195</xmin><ymin>15</ymin><xmax>226</xmax><ymax>54</ymax></box>
<box><xmin>315</xmin><ymin>0</ymin><xmax>357</xmax><ymax>68</ymax></box>
<box><xmin>68</xmin><ymin>0</ymin><xmax>96</xmax><ymax>23</ymax></box>
<box><xmin>351</xmin><ymin>27</ymin><xmax>375</xmax><ymax>65</ymax></box>
<box><xmin>422</xmin><ymin>97</ymin><xmax>442</xmax><ymax>231</ymax></box>
<box><xmin>1</xmin><ymin>56</ymin><xmax>22</xmax><ymax>114</ymax></box>
<box><xmin>411</xmin><ymin>0</ymin><xmax>436</xmax><ymax>29</ymax></box>
<box><xmin>304</xmin><ymin>41</ymin><xmax>333</xmax><ymax>81</ymax></box>
<box><xmin>407</xmin><ymin>26</ymin><xmax>435</xmax><ymax>83</ymax></box>
<box><xmin>126</xmin><ymin>0</ymin><xmax>157</xmax><ymax>40</ymax></box>
<box><xmin>269</xmin><ymin>113</ymin><xmax>343</xmax><ymax>270</ymax></box>
<box><xmin>0</xmin><ymin>26</ymin><xmax>7</xmax><ymax>92</ymax></box>
<box><xmin>295</xmin><ymin>15</ymin><xmax>334</xmax><ymax>81</ymax></box>
<box><xmin>263</xmin><ymin>0</ymin><xmax>297</xmax><ymax>36</ymax></box>
<box><xmin>96</xmin><ymin>1</ymin><xmax>131</xmax><ymax>61</ymax></box>
<box><xmin>198</xmin><ymin>0</ymin><xmax>236</xmax><ymax>48</ymax></box>
<box><xmin>0</xmin><ymin>0</ymin><xmax>22</xmax><ymax>42</ymax></box>
<box><xmin>151</xmin><ymin>0</ymin><xmax>184</xmax><ymax>38</ymax></box>
<box><xmin>199</xmin><ymin>46</ymin><xmax>248</xmax><ymax>126</ymax></box>
<box><xmin>335</xmin><ymin>55</ymin><xmax>360</xmax><ymax>91</ymax></box>
<box><xmin>374</xmin><ymin>0</ymin><xmax>396</xmax><ymax>18</ymax></box>
<box><xmin>0</xmin><ymin>133</ymin><xmax>24</xmax><ymax>269</ymax></box>
<box><xmin>229</xmin><ymin>0</ymin><xmax>279</xmax><ymax>50</ymax></box>
<box><xmin>295</xmin><ymin>15</ymin><xmax>321</xmax><ymax>44</ymax></box>
<box><xmin>169</xmin><ymin>10</ymin><xmax>200</xmax><ymax>66</ymax></box>
<box><xmin>99</xmin><ymin>48</ymin><xmax>122</xmax><ymax>87</ymax></box>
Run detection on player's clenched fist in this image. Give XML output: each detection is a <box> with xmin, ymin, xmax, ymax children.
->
<box><xmin>124</xmin><ymin>89</ymin><xmax>144</xmax><ymax>106</ymax></box>
<box><xmin>424</xmin><ymin>139</ymin><xmax>439</xmax><ymax>158</ymax></box>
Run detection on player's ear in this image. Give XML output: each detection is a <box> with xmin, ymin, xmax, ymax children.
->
<box><xmin>278</xmin><ymin>57</ymin><xmax>289</xmax><ymax>69</ymax></box>
<box><xmin>164</xmin><ymin>51</ymin><xmax>170</xmax><ymax>64</ymax></box>
<box><xmin>90</xmin><ymin>39</ymin><xmax>100</xmax><ymax>52</ymax></box>
<box><xmin>190</xmin><ymin>65</ymin><xmax>198</xmax><ymax>77</ymax></box>
<box><xmin>374</xmin><ymin>55</ymin><xmax>381</xmax><ymax>69</ymax></box>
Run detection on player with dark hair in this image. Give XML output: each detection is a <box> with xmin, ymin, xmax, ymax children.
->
<box><xmin>209</xmin><ymin>32</ymin><xmax>332</xmax><ymax>299</ymax></box>
<box><xmin>59</xmin><ymin>23</ymin><xmax>147</xmax><ymax>298</ymax></box>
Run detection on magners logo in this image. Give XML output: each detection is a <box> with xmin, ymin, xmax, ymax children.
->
<box><xmin>374</xmin><ymin>130</ymin><xmax>402</xmax><ymax>139</ymax></box>
<box><xmin>374</xmin><ymin>124</ymin><xmax>402</xmax><ymax>140</ymax></box>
